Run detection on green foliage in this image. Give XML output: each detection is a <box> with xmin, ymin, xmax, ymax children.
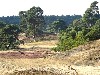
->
<box><xmin>75</xmin><ymin>31</ymin><xmax>88</xmax><ymax>46</ymax></box>
<box><xmin>82</xmin><ymin>1</ymin><xmax>99</xmax><ymax>26</ymax></box>
<box><xmin>0</xmin><ymin>21</ymin><xmax>6</xmax><ymax>28</ymax></box>
<box><xmin>54</xmin><ymin>30</ymin><xmax>87</xmax><ymax>51</ymax></box>
<box><xmin>54</xmin><ymin>1</ymin><xmax>100</xmax><ymax>51</ymax></box>
<box><xmin>0</xmin><ymin>24</ymin><xmax>21</xmax><ymax>50</ymax></box>
<box><xmin>19</xmin><ymin>6</ymin><xmax>45</xmax><ymax>38</ymax></box>
<box><xmin>0</xmin><ymin>16</ymin><xmax>20</xmax><ymax>25</ymax></box>
<box><xmin>0</xmin><ymin>15</ymin><xmax>82</xmax><ymax>29</ymax></box>
<box><xmin>48</xmin><ymin>19</ymin><xmax>66</xmax><ymax>33</ymax></box>
<box><xmin>86</xmin><ymin>19</ymin><xmax>100</xmax><ymax>40</ymax></box>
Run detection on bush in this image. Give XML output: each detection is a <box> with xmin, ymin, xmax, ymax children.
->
<box><xmin>53</xmin><ymin>30</ymin><xmax>88</xmax><ymax>51</ymax></box>
<box><xmin>0</xmin><ymin>24</ymin><xmax>21</xmax><ymax>50</ymax></box>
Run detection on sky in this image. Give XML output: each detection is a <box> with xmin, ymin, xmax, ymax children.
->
<box><xmin>0</xmin><ymin>0</ymin><xmax>100</xmax><ymax>17</ymax></box>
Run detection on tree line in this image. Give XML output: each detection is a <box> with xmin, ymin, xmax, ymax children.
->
<box><xmin>0</xmin><ymin>1</ymin><xmax>100</xmax><ymax>50</ymax></box>
<box><xmin>0</xmin><ymin>15</ymin><xmax>81</xmax><ymax>25</ymax></box>
<box><xmin>0</xmin><ymin>16</ymin><xmax>20</xmax><ymax>25</ymax></box>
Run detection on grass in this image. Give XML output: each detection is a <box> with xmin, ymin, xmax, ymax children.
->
<box><xmin>0</xmin><ymin>57</ymin><xmax>100</xmax><ymax>75</ymax></box>
<box><xmin>0</xmin><ymin>40</ymin><xmax>100</xmax><ymax>75</ymax></box>
<box><xmin>19</xmin><ymin>40</ymin><xmax>58</xmax><ymax>49</ymax></box>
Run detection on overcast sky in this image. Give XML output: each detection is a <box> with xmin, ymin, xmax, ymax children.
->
<box><xmin>0</xmin><ymin>0</ymin><xmax>100</xmax><ymax>17</ymax></box>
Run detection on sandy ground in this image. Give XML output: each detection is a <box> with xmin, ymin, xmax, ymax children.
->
<box><xmin>0</xmin><ymin>40</ymin><xmax>100</xmax><ymax>75</ymax></box>
<box><xmin>0</xmin><ymin>57</ymin><xmax>100</xmax><ymax>75</ymax></box>
<box><xmin>19</xmin><ymin>40</ymin><xmax>57</xmax><ymax>49</ymax></box>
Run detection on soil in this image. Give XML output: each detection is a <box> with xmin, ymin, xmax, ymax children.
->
<box><xmin>0</xmin><ymin>40</ymin><xmax>100</xmax><ymax>75</ymax></box>
<box><xmin>0</xmin><ymin>48</ymin><xmax>55</xmax><ymax>59</ymax></box>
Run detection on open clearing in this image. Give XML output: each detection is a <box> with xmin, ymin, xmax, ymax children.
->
<box><xmin>0</xmin><ymin>40</ymin><xmax>100</xmax><ymax>75</ymax></box>
<box><xmin>19</xmin><ymin>40</ymin><xmax>57</xmax><ymax>49</ymax></box>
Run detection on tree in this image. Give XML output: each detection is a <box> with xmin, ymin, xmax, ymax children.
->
<box><xmin>83</xmin><ymin>1</ymin><xmax>99</xmax><ymax>26</ymax></box>
<box><xmin>54</xmin><ymin>1</ymin><xmax>100</xmax><ymax>51</ymax></box>
<box><xmin>0</xmin><ymin>24</ymin><xmax>20</xmax><ymax>50</ymax></box>
<box><xmin>48</xmin><ymin>19</ymin><xmax>66</xmax><ymax>33</ymax></box>
<box><xmin>0</xmin><ymin>21</ymin><xmax>6</xmax><ymax>28</ymax></box>
<box><xmin>19</xmin><ymin>11</ymin><xmax>27</xmax><ymax>32</ymax></box>
<box><xmin>86</xmin><ymin>19</ymin><xmax>100</xmax><ymax>40</ymax></box>
<box><xmin>75</xmin><ymin>31</ymin><xmax>87</xmax><ymax>46</ymax></box>
<box><xmin>19</xmin><ymin>6</ymin><xmax>45</xmax><ymax>38</ymax></box>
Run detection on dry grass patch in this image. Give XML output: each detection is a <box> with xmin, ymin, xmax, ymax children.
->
<box><xmin>19</xmin><ymin>40</ymin><xmax>58</xmax><ymax>49</ymax></box>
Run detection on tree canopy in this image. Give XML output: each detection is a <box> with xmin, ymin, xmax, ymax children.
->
<box><xmin>19</xmin><ymin>6</ymin><xmax>45</xmax><ymax>38</ymax></box>
<box><xmin>54</xmin><ymin>1</ymin><xmax>100</xmax><ymax>51</ymax></box>
<box><xmin>0</xmin><ymin>24</ymin><xmax>21</xmax><ymax>50</ymax></box>
<box><xmin>47</xmin><ymin>19</ymin><xmax>67</xmax><ymax>33</ymax></box>
<box><xmin>83</xmin><ymin>1</ymin><xmax>99</xmax><ymax>26</ymax></box>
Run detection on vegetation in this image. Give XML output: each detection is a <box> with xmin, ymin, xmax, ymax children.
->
<box><xmin>0</xmin><ymin>16</ymin><xmax>20</xmax><ymax>25</ymax></box>
<box><xmin>0</xmin><ymin>22</ymin><xmax>21</xmax><ymax>50</ymax></box>
<box><xmin>44</xmin><ymin>15</ymin><xmax>81</xmax><ymax>32</ymax></box>
<box><xmin>0</xmin><ymin>1</ymin><xmax>99</xmax><ymax>75</ymax></box>
<box><xmin>0</xmin><ymin>1</ymin><xmax>99</xmax><ymax>51</ymax></box>
<box><xmin>19</xmin><ymin>6</ymin><xmax>45</xmax><ymax>38</ymax></box>
<box><xmin>54</xmin><ymin>1</ymin><xmax>100</xmax><ymax>51</ymax></box>
<box><xmin>47</xmin><ymin>19</ymin><xmax>67</xmax><ymax>33</ymax></box>
<box><xmin>0</xmin><ymin>15</ymin><xmax>81</xmax><ymax>27</ymax></box>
